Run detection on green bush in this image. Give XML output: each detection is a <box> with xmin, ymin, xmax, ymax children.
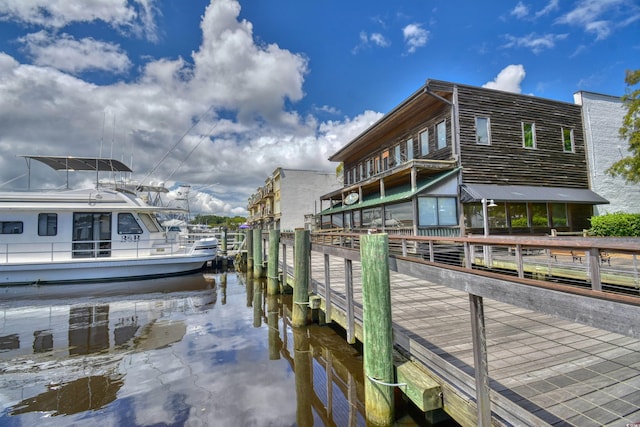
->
<box><xmin>589</xmin><ymin>212</ymin><xmax>640</xmax><ymax>237</ymax></box>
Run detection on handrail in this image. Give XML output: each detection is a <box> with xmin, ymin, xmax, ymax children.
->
<box><xmin>278</xmin><ymin>231</ymin><xmax>640</xmax><ymax>300</ymax></box>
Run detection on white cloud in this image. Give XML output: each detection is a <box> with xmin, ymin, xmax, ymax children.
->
<box><xmin>511</xmin><ymin>2</ymin><xmax>529</xmax><ymax>19</ymax></box>
<box><xmin>482</xmin><ymin>65</ymin><xmax>526</xmax><ymax>94</ymax></box>
<box><xmin>0</xmin><ymin>0</ymin><xmax>378</xmax><ymax>216</ymax></box>
<box><xmin>534</xmin><ymin>0</ymin><xmax>559</xmax><ymax>18</ymax></box>
<box><xmin>402</xmin><ymin>23</ymin><xmax>429</xmax><ymax>54</ymax></box>
<box><xmin>370</xmin><ymin>33</ymin><xmax>390</xmax><ymax>47</ymax></box>
<box><xmin>352</xmin><ymin>31</ymin><xmax>390</xmax><ymax>54</ymax></box>
<box><xmin>502</xmin><ymin>32</ymin><xmax>568</xmax><ymax>54</ymax></box>
<box><xmin>19</xmin><ymin>31</ymin><xmax>132</xmax><ymax>74</ymax></box>
<box><xmin>556</xmin><ymin>0</ymin><xmax>640</xmax><ymax>40</ymax></box>
<box><xmin>0</xmin><ymin>0</ymin><xmax>158</xmax><ymax>39</ymax></box>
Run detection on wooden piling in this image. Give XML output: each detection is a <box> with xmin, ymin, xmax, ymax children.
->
<box><xmin>253</xmin><ymin>228</ymin><xmax>263</xmax><ymax>278</ymax></box>
<box><xmin>361</xmin><ymin>233</ymin><xmax>395</xmax><ymax>426</ymax></box>
<box><xmin>267</xmin><ymin>229</ymin><xmax>280</xmax><ymax>295</ymax></box>
<box><xmin>292</xmin><ymin>229</ymin><xmax>310</xmax><ymax>328</ymax></box>
<box><xmin>246</xmin><ymin>230</ymin><xmax>254</xmax><ymax>274</ymax></box>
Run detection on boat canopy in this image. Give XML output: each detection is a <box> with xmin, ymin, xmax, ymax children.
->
<box><xmin>19</xmin><ymin>155</ymin><xmax>132</xmax><ymax>172</ymax></box>
<box><xmin>19</xmin><ymin>155</ymin><xmax>133</xmax><ymax>190</ymax></box>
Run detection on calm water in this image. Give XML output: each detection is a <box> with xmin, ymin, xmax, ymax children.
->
<box><xmin>0</xmin><ymin>272</ymin><xmax>445</xmax><ymax>427</ymax></box>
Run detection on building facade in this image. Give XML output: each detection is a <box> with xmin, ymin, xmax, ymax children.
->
<box><xmin>574</xmin><ymin>91</ymin><xmax>640</xmax><ymax>215</ymax></box>
<box><xmin>318</xmin><ymin>79</ymin><xmax>608</xmax><ymax>236</ymax></box>
<box><xmin>247</xmin><ymin>168</ymin><xmax>341</xmax><ymax>231</ymax></box>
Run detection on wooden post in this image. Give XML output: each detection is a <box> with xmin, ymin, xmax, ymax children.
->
<box><xmin>246</xmin><ymin>230</ymin><xmax>254</xmax><ymax>274</ymax></box>
<box><xmin>267</xmin><ymin>229</ymin><xmax>280</xmax><ymax>295</ymax></box>
<box><xmin>253</xmin><ymin>228</ymin><xmax>263</xmax><ymax>278</ymax></box>
<box><xmin>470</xmin><ymin>294</ymin><xmax>491</xmax><ymax>426</ymax></box>
<box><xmin>361</xmin><ymin>233</ymin><xmax>394</xmax><ymax>426</ymax></box>
<box><xmin>292</xmin><ymin>229</ymin><xmax>310</xmax><ymax>328</ymax></box>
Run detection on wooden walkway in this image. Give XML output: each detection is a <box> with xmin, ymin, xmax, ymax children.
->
<box><xmin>277</xmin><ymin>236</ymin><xmax>640</xmax><ymax>427</ymax></box>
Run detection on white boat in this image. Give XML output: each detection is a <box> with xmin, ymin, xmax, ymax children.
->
<box><xmin>0</xmin><ymin>156</ymin><xmax>218</xmax><ymax>286</ymax></box>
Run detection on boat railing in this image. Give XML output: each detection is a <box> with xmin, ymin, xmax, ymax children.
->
<box><xmin>0</xmin><ymin>239</ymin><xmax>193</xmax><ymax>263</ymax></box>
<box><xmin>177</xmin><ymin>232</ymin><xmax>245</xmax><ymax>255</ymax></box>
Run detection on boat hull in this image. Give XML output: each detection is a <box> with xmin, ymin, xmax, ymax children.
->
<box><xmin>0</xmin><ymin>255</ymin><xmax>214</xmax><ymax>286</ymax></box>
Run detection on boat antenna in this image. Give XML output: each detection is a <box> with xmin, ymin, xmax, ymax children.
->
<box><xmin>139</xmin><ymin>104</ymin><xmax>215</xmax><ymax>186</ymax></box>
<box><xmin>99</xmin><ymin>111</ymin><xmax>106</xmax><ymax>158</ymax></box>
<box><xmin>165</xmin><ymin>120</ymin><xmax>219</xmax><ymax>182</ymax></box>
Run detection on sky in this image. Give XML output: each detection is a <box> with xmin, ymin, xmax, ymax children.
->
<box><xmin>0</xmin><ymin>0</ymin><xmax>638</xmax><ymax>217</ymax></box>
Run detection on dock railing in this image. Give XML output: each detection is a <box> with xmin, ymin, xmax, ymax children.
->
<box><xmin>277</xmin><ymin>230</ymin><xmax>640</xmax><ymax>427</ymax></box>
<box><xmin>292</xmin><ymin>232</ymin><xmax>640</xmax><ymax>296</ymax></box>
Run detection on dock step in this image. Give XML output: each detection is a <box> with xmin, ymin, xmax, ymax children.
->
<box><xmin>396</xmin><ymin>361</ymin><xmax>442</xmax><ymax>412</ymax></box>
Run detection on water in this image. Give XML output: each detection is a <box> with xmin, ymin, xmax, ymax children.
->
<box><xmin>0</xmin><ymin>272</ymin><xmax>443</xmax><ymax>426</ymax></box>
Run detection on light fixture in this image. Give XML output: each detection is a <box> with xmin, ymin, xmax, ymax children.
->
<box><xmin>488</xmin><ymin>199</ymin><xmax>497</xmax><ymax>207</ymax></box>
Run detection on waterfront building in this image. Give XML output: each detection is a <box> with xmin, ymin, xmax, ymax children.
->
<box><xmin>247</xmin><ymin>168</ymin><xmax>341</xmax><ymax>231</ymax></box>
<box><xmin>574</xmin><ymin>91</ymin><xmax>640</xmax><ymax>215</ymax></box>
<box><xmin>317</xmin><ymin>79</ymin><xmax>608</xmax><ymax>236</ymax></box>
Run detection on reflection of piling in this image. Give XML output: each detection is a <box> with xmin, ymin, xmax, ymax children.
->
<box><xmin>267</xmin><ymin>229</ymin><xmax>280</xmax><ymax>295</ymax></box>
<box><xmin>253</xmin><ymin>280</ymin><xmax>263</xmax><ymax>328</ymax></box>
<box><xmin>267</xmin><ymin>295</ymin><xmax>281</xmax><ymax>360</ymax></box>
<box><xmin>292</xmin><ymin>229</ymin><xmax>310</xmax><ymax>328</ymax></box>
<box><xmin>361</xmin><ymin>233</ymin><xmax>395</xmax><ymax>426</ymax></box>
<box><xmin>221</xmin><ymin>228</ymin><xmax>228</xmax><ymax>271</ymax></box>
<box><xmin>253</xmin><ymin>228</ymin><xmax>264</xmax><ymax>278</ymax></box>
<box><xmin>246</xmin><ymin>230</ymin><xmax>254</xmax><ymax>274</ymax></box>
<box><xmin>220</xmin><ymin>273</ymin><xmax>227</xmax><ymax>305</ymax></box>
<box><xmin>293</xmin><ymin>328</ymin><xmax>313</xmax><ymax>427</ymax></box>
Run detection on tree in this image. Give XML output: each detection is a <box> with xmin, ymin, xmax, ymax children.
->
<box><xmin>607</xmin><ymin>69</ymin><xmax>640</xmax><ymax>183</ymax></box>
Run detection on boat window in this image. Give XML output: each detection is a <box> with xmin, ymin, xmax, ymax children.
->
<box><xmin>138</xmin><ymin>213</ymin><xmax>161</xmax><ymax>233</ymax></box>
<box><xmin>118</xmin><ymin>213</ymin><xmax>143</xmax><ymax>234</ymax></box>
<box><xmin>0</xmin><ymin>221</ymin><xmax>23</xmax><ymax>234</ymax></box>
<box><xmin>38</xmin><ymin>213</ymin><xmax>58</xmax><ymax>236</ymax></box>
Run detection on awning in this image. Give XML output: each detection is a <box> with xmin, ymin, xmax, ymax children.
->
<box><xmin>20</xmin><ymin>155</ymin><xmax>133</xmax><ymax>172</ymax></box>
<box><xmin>460</xmin><ymin>184</ymin><xmax>609</xmax><ymax>204</ymax></box>
<box><xmin>320</xmin><ymin>168</ymin><xmax>459</xmax><ymax>215</ymax></box>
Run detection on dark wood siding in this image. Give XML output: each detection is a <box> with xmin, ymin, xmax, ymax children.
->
<box><xmin>456</xmin><ymin>85</ymin><xmax>588</xmax><ymax>188</ymax></box>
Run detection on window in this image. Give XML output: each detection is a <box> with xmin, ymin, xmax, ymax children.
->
<box><xmin>522</xmin><ymin>122</ymin><xmax>536</xmax><ymax>148</ymax></box>
<box><xmin>1</xmin><ymin>221</ymin><xmax>23</xmax><ymax>234</ymax></box>
<box><xmin>531</xmin><ymin>203</ymin><xmax>549</xmax><ymax>227</ymax></box>
<box><xmin>367</xmin><ymin>159</ymin><xmax>374</xmax><ymax>177</ymax></box>
<box><xmin>118</xmin><ymin>213</ymin><xmax>143</xmax><ymax>234</ymax></box>
<box><xmin>551</xmin><ymin>203</ymin><xmax>568</xmax><ymax>227</ymax></box>
<box><xmin>375</xmin><ymin>156</ymin><xmax>381</xmax><ymax>174</ymax></box>
<box><xmin>436</xmin><ymin>121</ymin><xmax>447</xmax><ymax>149</ymax></box>
<box><xmin>476</xmin><ymin>117</ymin><xmax>490</xmax><ymax>145</ymax></box>
<box><xmin>562</xmin><ymin>127</ymin><xmax>574</xmax><ymax>152</ymax></box>
<box><xmin>362</xmin><ymin>207</ymin><xmax>382</xmax><ymax>228</ymax></box>
<box><xmin>407</xmin><ymin>138</ymin><xmax>414</xmax><ymax>159</ymax></box>
<box><xmin>394</xmin><ymin>145</ymin><xmax>401</xmax><ymax>165</ymax></box>
<box><xmin>418</xmin><ymin>197</ymin><xmax>457</xmax><ymax>226</ymax></box>
<box><xmin>509</xmin><ymin>203</ymin><xmax>528</xmax><ymax>228</ymax></box>
<box><xmin>420</xmin><ymin>129</ymin><xmax>429</xmax><ymax>155</ymax></box>
<box><xmin>138</xmin><ymin>213</ymin><xmax>161</xmax><ymax>232</ymax></box>
<box><xmin>382</xmin><ymin>150</ymin><xmax>389</xmax><ymax>171</ymax></box>
<box><xmin>38</xmin><ymin>213</ymin><xmax>57</xmax><ymax>236</ymax></box>
<box><xmin>385</xmin><ymin>202</ymin><xmax>413</xmax><ymax>228</ymax></box>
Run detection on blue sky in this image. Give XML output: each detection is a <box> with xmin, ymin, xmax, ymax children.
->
<box><xmin>0</xmin><ymin>0</ymin><xmax>638</xmax><ymax>215</ymax></box>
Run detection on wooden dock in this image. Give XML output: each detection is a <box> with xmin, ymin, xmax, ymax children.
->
<box><xmin>274</xmin><ymin>232</ymin><xmax>640</xmax><ymax>427</ymax></box>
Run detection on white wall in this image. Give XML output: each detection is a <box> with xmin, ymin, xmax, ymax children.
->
<box><xmin>278</xmin><ymin>169</ymin><xmax>341</xmax><ymax>231</ymax></box>
<box><xmin>574</xmin><ymin>91</ymin><xmax>640</xmax><ymax>214</ymax></box>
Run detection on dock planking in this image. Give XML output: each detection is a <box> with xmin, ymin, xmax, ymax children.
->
<box><xmin>279</xmin><ymin>239</ymin><xmax>640</xmax><ymax>427</ymax></box>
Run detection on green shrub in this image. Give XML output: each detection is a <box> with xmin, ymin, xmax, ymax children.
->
<box><xmin>589</xmin><ymin>212</ymin><xmax>640</xmax><ymax>237</ymax></box>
